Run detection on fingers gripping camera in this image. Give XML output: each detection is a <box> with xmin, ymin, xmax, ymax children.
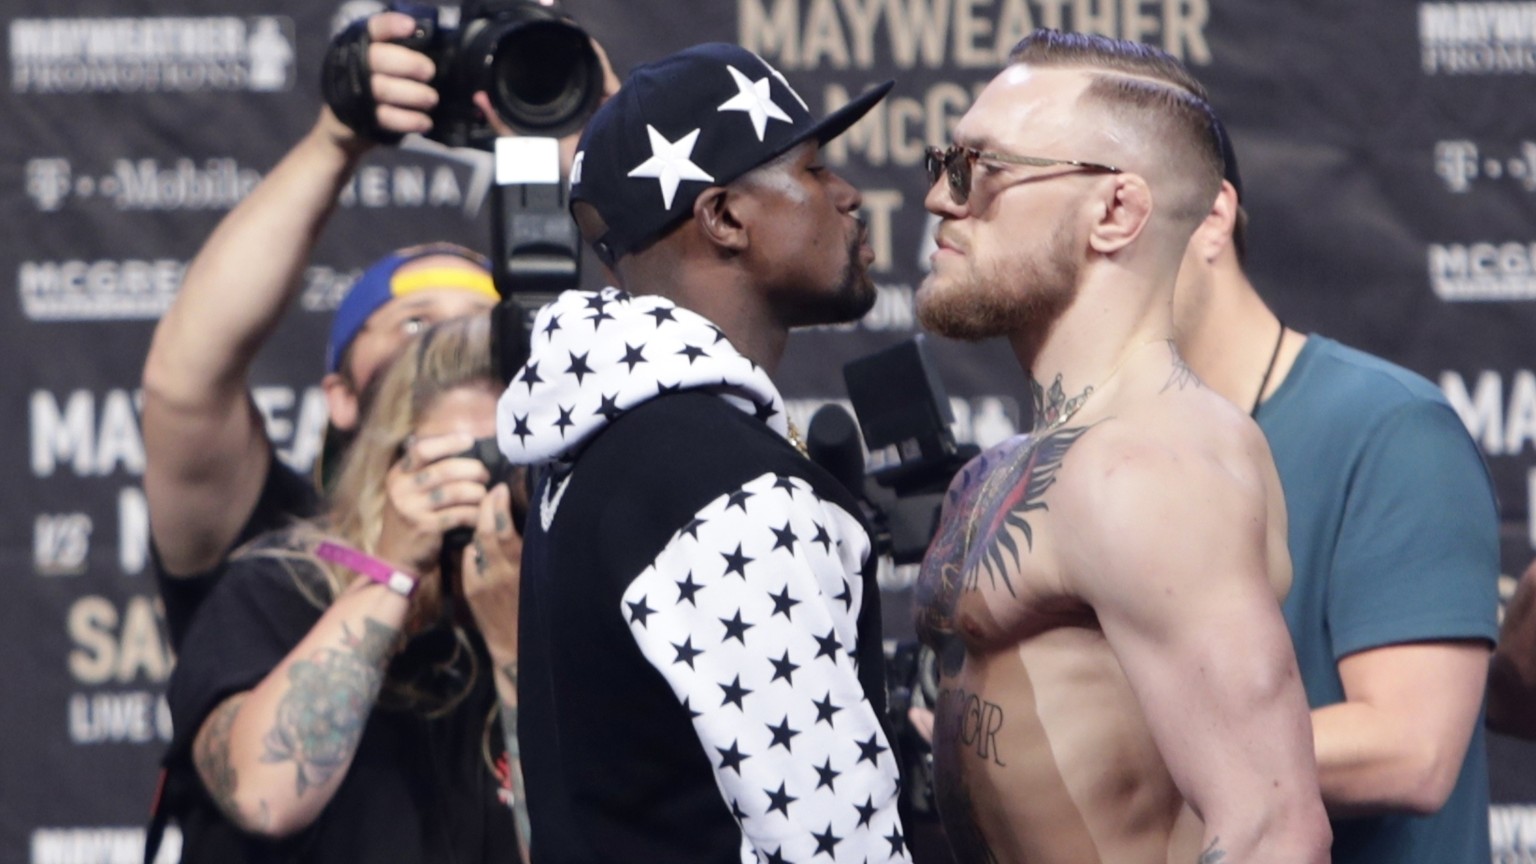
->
<box><xmin>323</xmin><ymin>1</ymin><xmax>604</xmax><ymax>148</ymax></box>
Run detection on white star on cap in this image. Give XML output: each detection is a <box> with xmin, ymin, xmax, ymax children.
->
<box><xmin>717</xmin><ymin>65</ymin><xmax>792</xmax><ymax>141</ymax></box>
<box><xmin>628</xmin><ymin>125</ymin><xmax>715</xmax><ymax>209</ymax></box>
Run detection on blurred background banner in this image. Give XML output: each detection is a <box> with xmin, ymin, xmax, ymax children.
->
<box><xmin>4</xmin><ymin>0</ymin><xmax>1534</xmax><ymax>859</ymax></box>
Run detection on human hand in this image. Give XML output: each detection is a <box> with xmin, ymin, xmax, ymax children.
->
<box><xmin>462</xmin><ymin>483</ymin><xmax>522</xmax><ymax>661</ymax></box>
<box><xmin>469</xmin><ymin>35</ymin><xmax>620</xmax><ymax>176</ymax></box>
<box><xmin>377</xmin><ymin>432</ymin><xmax>489</xmax><ymax>579</ymax></box>
<box><xmin>318</xmin><ymin>11</ymin><xmax>440</xmax><ymax>147</ymax></box>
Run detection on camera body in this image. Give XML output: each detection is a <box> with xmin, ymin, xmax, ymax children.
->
<box><xmin>442</xmin><ymin>436</ymin><xmax>515</xmax><ymax>555</ymax></box>
<box><xmin>395</xmin><ymin>0</ymin><xmax>602</xmax><ymax>147</ymax></box>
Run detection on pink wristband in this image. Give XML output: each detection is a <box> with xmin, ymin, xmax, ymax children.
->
<box><xmin>315</xmin><ymin>541</ymin><xmax>417</xmax><ymax>597</ymax></box>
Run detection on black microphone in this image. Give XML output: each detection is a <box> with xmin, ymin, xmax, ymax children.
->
<box><xmin>807</xmin><ymin>403</ymin><xmax>867</xmax><ymax>503</ymax></box>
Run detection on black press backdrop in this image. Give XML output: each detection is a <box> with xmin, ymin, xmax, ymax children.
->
<box><xmin>4</xmin><ymin>0</ymin><xmax>1535</xmax><ymax>860</ymax></box>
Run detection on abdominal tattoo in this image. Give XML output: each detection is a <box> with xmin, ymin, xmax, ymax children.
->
<box><xmin>1199</xmin><ymin>837</ymin><xmax>1227</xmax><ymax>863</ymax></box>
<box><xmin>261</xmin><ymin>618</ymin><xmax>398</xmax><ymax>795</ymax></box>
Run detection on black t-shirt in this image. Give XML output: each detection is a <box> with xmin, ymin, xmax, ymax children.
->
<box><xmin>154</xmin><ymin>453</ymin><xmax>319</xmax><ymax>649</ymax></box>
<box><xmin>164</xmin><ymin>540</ymin><xmax>518</xmax><ymax>864</ymax></box>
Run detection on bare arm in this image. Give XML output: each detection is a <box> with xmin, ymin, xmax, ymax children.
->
<box><xmin>461</xmin><ymin>482</ymin><xmax>529</xmax><ymax>854</ymax></box>
<box><xmin>1489</xmin><ymin>561</ymin><xmax>1536</xmax><ymax>740</ymax></box>
<box><xmin>1312</xmin><ymin>640</ymin><xmax>1489</xmax><ymax>815</ymax></box>
<box><xmin>192</xmin><ymin>582</ymin><xmax>408</xmax><ymax>836</ymax></box>
<box><xmin>1067</xmin><ymin>439</ymin><xmax>1329</xmax><ymax>863</ymax></box>
<box><xmin>141</xmin><ymin>12</ymin><xmax>435</xmax><ymax>575</ymax></box>
<box><xmin>191</xmin><ymin>432</ymin><xmax>488</xmax><ymax>836</ymax></box>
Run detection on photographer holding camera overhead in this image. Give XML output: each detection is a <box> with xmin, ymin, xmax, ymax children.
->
<box><xmin>163</xmin><ymin>315</ymin><xmax>529</xmax><ymax>863</ymax></box>
<box><xmin>141</xmin><ymin>1</ymin><xmax>618</xmax><ymax>653</ymax></box>
<box><xmin>142</xmin><ymin>4</ymin><xmax>615</xmax><ymax>861</ymax></box>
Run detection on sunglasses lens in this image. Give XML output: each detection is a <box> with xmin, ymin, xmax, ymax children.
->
<box><xmin>947</xmin><ymin>148</ymin><xmax>969</xmax><ymax>204</ymax></box>
<box><xmin>924</xmin><ymin>148</ymin><xmax>944</xmax><ymax>188</ymax></box>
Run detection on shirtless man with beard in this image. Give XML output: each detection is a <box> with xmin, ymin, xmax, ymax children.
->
<box><xmin>912</xmin><ymin>30</ymin><xmax>1330</xmax><ymax>864</ymax></box>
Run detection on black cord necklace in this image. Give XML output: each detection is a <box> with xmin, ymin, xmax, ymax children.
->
<box><xmin>1251</xmin><ymin>318</ymin><xmax>1286</xmax><ymax>418</ymax></box>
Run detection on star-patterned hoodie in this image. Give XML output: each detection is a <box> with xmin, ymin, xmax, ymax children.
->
<box><xmin>498</xmin><ymin>288</ymin><xmax>910</xmax><ymax>863</ymax></box>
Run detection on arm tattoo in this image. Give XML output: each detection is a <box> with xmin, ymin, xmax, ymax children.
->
<box><xmin>260</xmin><ymin>618</ymin><xmax>397</xmax><ymax>796</ymax></box>
<box><xmin>1198</xmin><ymin>837</ymin><xmax>1227</xmax><ymax>863</ymax></box>
<box><xmin>195</xmin><ymin>693</ymin><xmax>252</xmax><ymax>825</ymax></box>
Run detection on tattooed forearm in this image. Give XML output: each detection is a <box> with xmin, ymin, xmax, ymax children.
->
<box><xmin>260</xmin><ymin>618</ymin><xmax>397</xmax><ymax>796</ymax></box>
<box><xmin>195</xmin><ymin>693</ymin><xmax>254</xmax><ymax>825</ymax></box>
<box><xmin>1198</xmin><ymin>837</ymin><xmax>1227</xmax><ymax>863</ymax></box>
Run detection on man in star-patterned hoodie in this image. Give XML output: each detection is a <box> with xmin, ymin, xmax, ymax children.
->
<box><xmin>496</xmin><ymin>43</ymin><xmax>910</xmax><ymax>864</ymax></box>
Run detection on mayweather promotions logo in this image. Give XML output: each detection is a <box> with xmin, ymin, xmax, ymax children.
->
<box><xmin>1420</xmin><ymin>2</ymin><xmax>1536</xmax><ymax>74</ymax></box>
<box><xmin>10</xmin><ymin>16</ymin><xmax>297</xmax><ymax>93</ymax></box>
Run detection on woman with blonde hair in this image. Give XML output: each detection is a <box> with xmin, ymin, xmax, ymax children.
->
<box><xmin>163</xmin><ymin>315</ymin><xmax>526</xmax><ymax>863</ymax></box>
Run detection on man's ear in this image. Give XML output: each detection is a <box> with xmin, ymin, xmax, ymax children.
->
<box><xmin>1187</xmin><ymin>180</ymin><xmax>1239</xmax><ymax>265</ymax></box>
<box><xmin>694</xmin><ymin>186</ymin><xmax>750</xmax><ymax>254</ymax></box>
<box><xmin>321</xmin><ymin>371</ymin><xmax>360</xmax><ymax>432</ymax></box>
<box><xmin>1087</xmin><ymin>173</ymin><xmax>1153</xmax><ymax>256</ymax></box>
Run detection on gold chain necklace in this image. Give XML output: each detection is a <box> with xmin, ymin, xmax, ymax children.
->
<box><xmin>787</xmin><ymin>419</ymin><xmax>809</xmax><ymax>458</ymax></box>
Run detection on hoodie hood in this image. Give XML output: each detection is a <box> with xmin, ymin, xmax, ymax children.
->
<box><xmin>497</xmin><ymin>288</ymin><xmax>790</xmax><ymax>465</ymax></box>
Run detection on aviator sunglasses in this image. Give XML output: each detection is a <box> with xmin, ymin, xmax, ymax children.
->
<box><xmin>924</xmin><ymin>144</ymin><xmax>1121</xmax><ymax>204</ymax></box>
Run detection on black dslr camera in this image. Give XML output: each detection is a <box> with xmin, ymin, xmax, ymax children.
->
<box><xmin>325</xmin><ymin>0</ymin><xmax>604</xmax><ymax>148</ymax></box>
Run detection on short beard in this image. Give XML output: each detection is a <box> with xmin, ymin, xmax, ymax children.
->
<box><xmin>788</xmin><ymin>230</ymin><xmax>877</xmax><ymax>326</ymax></box>
<box><xmin>918</xmin><ymin>224</ymin><xmax>1079</xmax><ymax>342</ymax></box>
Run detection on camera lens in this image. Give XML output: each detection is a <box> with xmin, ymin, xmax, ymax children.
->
<box><xmin>483</xmin><ymin>18</ymin><xmax>600</xmax><ymax>135</ymax></box>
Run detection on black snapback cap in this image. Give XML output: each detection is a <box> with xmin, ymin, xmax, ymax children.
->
<box><xmin>569</xmin><ymin>42</ymin><xmax>893</xmax><ymax>265</ymax></box>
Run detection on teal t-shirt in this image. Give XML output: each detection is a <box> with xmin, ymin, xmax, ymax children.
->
<box><xmin>1257</xmin><ymin>335</ymin><xmax>1499</xmax><ymax>863</ymax></box>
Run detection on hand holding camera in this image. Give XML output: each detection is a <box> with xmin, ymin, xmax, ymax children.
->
<box><xmin>379</xmin><ymin>431</ymin><xmax>493</xmax><ymax>580</ymax></box>
<box><xmin>323</xmin><ymin>1</ymin><xmax>615</xmax><ymax>151</ymax></box>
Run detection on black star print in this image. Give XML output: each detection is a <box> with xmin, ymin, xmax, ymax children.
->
<box><xmin>510</xmin><ymin>412</ymin><xmax>532</xmax><ymax>444</ymax></box>
<box><xmin>677</xmin><ymin>344</ymin><xmax>708</xmax><ymax>364</ymax></box>
<box><xmin>770</xmin><ymin>522</ymin><xmax>798</xmax><ymax>553</ymax></box>
<box><xmin>565</xmin><ymin>350</ymin><xmax>593</xmax><ymax>384</ymax></box>
<box><xmin>762</xmin><ymin>848</ymin><xmax>789</xmax><ymax>864</ymax></box>
<box><xmin>646</xmin><ymin>306</ymin><xmax>676</xmax><ymax>326</ymax></box>
<box><xmin>619</xmin><ymin>343</ymin><xmax>647</xmax><ymax>370</ymax></box>
<box><xmin>707</xmin><ymin>323</ymin><xmax>729</xmax><ymax>344</ymax></box>
<box><xmin>672</xmin><ymin>638</ymin><xmax>703</xmax><ymax>669</ymax></box>
<box><xmin>656</xmin><ymin>381</ymin><xmax>683</xmax><ymax>395</ymax></box>
<box><xmin>856</xmin><ymin>733</ymin><xmax>888</xmax><ymax>766</ymax></box>
<box><xmin>681</xmin><ymin>517</ymin><xmax>707</xmax><ymax>539</ymax></box>
<box><xmin>812</xmin><ymin>691</ymin><xmax>842</xmax><ymax>726</ymax></box>
<box><xmin>626</xmin><ymin>596</ymin><xmax>655</xmax><ymax>627</ymax></box>
<box><xmin>676</xmin><ymin>571</ymin><xmax>704</xmax><ymax>605</ymax></box>
<box><xmin>772</xmin><ymin>474</ymin><xmax>798</xmax><ymax>495</ymax></box>
<box><xmin>731</xmin><ymin>797</ymin><xmax>749</xmax><ymax>822</ymax></box>
<box><xmin>854</xmin><ymin>795</ymin><xmax>877</xmax><ymax>828</ymax></box>
<box><xmin>834</xmin><ymin>580</ymin><xmax>854</xmax><ymax>611</ymax></box>
<box><xmin>716</xmin><ymin>739</ymin><xmax>749</xmax><ymax>774</ymax></box>
<box><xmin>812</xmin><ymin>824</ymin><xmax>842</xmax><ymax>857</ymax></box>
<box><xmin>814</xmin><ymin>757</ymin><xmax>840</xmax><ymax>791</ymax></box>
<box><xmin>719</xmin><ymin>609</ymin><xmax>754</xmax><ymax>644</ymax></box>
<box><xmin>680</xmin><ymin>697</ymin><xmax>702</xmax><ymax>719</ymax></box>
<box><xmin>764</xmin><ymin>781</ymin><xmax>796</xmax><ymax>816</ymax></box>
<box><xmin>542</xmin><ymin>314</ymin><xmax>563</xmax><ymax>336</ymax></box>
<box><xmin>554</xmin><ymin>405</ymin><xmax>575</xmax><ymax>437</ymax></box>
<box><xmin>884</xmin><ymin>826</ymin><xmax>906</xmax><ymax>856</ymax></box>
<box><xmin>753</xmin><ymin>400</ymin><xmax>779</xmax><ymax>422</ymax></box>
<box><xmin>719</xmin><ymin>675</ymin><xmax>751</xmax><ymax>709</ymax></box>
<box><xmin>587</xmin><ymin>308</ymin><xmax>614</xmax><ymax>331</ymax></box>
<box><xmin>769</xmin><ymin>650</ymin><xmax>800</xmax><ymax>685</ymax></box>
<box><xmin>811</xmin><ymin>522</ymin><xmax>832</xmax><ymax>551</ymax></box>
<box><xmin>596</xmin><ymin>393</ymin><xmax>623</xmax><ymax>422</ymax></box>
<box><xmin>583</xmin><ymin>293</ymin><xmax>609</xmax><ymax>311</ymax></box>
<box><xmin>813</xmin><ymin>628</ymin><xmax>841</xmax><ymax>661</ymax></box>
<box><xmin>519</xmin><ymin>361</ymin><xmax>543</xmax><ymax>392</ymax></box>
<box><xmin>765</xmin><ymin>715</ymin><xmax>800</xmax><ymax>751</ymax></box>
<box><xmin>725</xmin><ymin>489</ymin><xmax>755</xmax><ymax>511</ymax></box>
<box><xmin>768</xmin><ymin>585</ymin><xmax>799</xmax><ymax>619</ymax></box>
<box><xmin>721</xmin><ymin>544</ymin><xmax>753</xmax><ymax>579</ymax></box>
